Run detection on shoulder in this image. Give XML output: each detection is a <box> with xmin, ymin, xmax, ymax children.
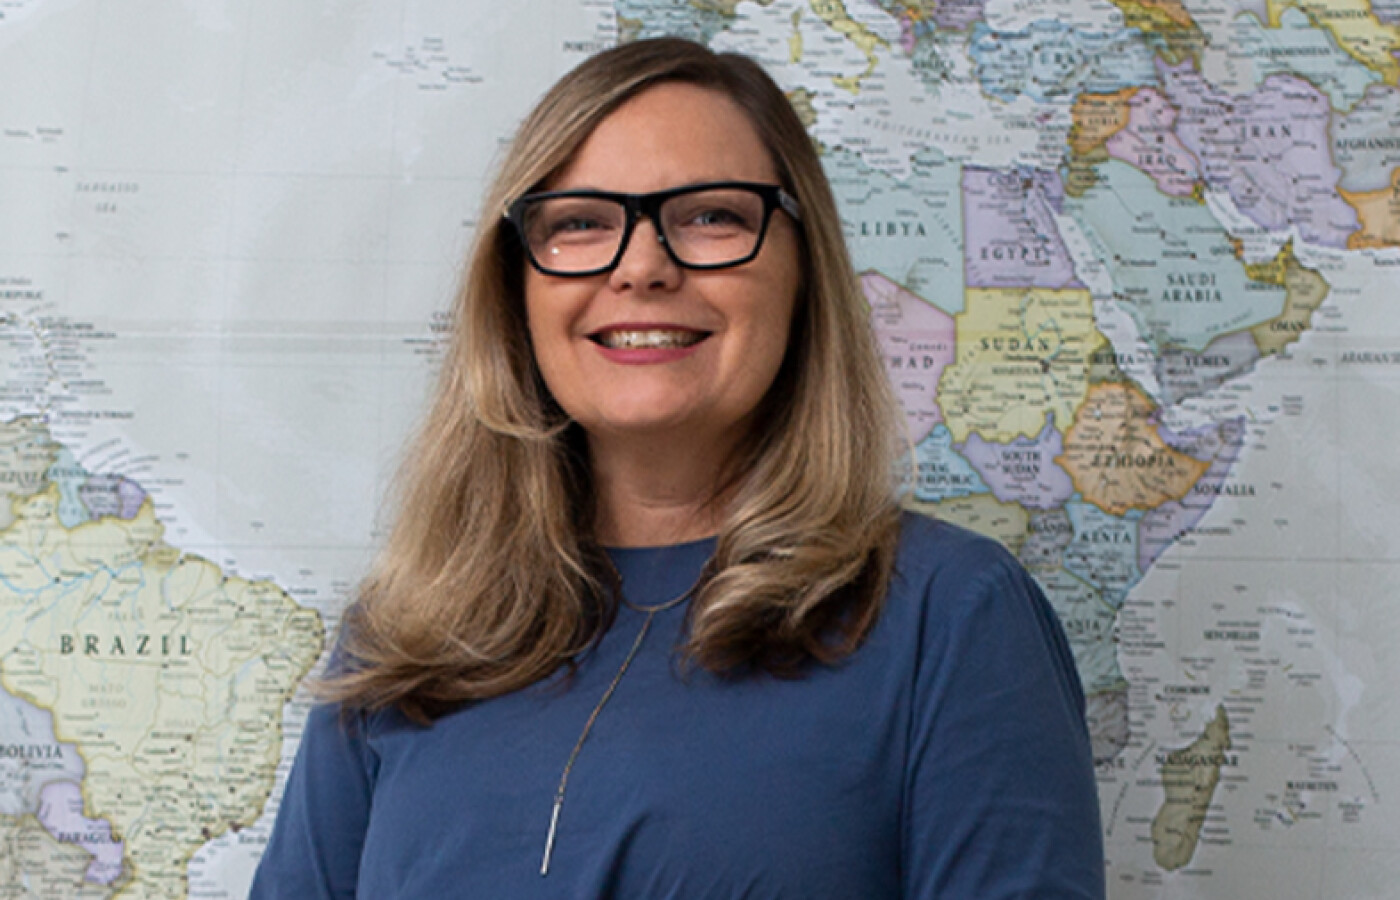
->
<box><xmin>887</xmin><ymin>510</ymin><xmax>1038</xmax><ymax>617</ymax></box>
<box><xmin>880</xmin><ymin>510</ymin><xmax>1085</xmax><ymax>706</ymax></box>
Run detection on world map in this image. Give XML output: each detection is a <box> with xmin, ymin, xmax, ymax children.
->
<box><xmin>1</xmin><ymin>0</ymin><xmax>1398</xmax><ymax>897</ymax></box>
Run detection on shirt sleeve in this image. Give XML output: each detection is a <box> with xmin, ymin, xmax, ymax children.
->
<box><xmin>249</xmin><ymin>703</ymin><xmax>376</xmax><ymax>900</ymax></box>
<box><xmin>901</xmin><ymin>540</ymin><xmax>1106</xmax><ymax>899</ymax></box>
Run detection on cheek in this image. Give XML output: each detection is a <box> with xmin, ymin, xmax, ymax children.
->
<box><xmin>523</xmin><ymin>278</ymin><xmax>577</xmax><ymax>368</ymax></box>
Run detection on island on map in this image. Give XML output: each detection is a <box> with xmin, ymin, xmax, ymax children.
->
<box><xmin>1152</xmin><ymin>704</ymin><xmax>1233</xmax><ymax>870</ymax></box>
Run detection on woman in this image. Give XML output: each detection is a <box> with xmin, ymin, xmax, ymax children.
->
<box><xmin>251</xmin><ymin>37</ymin><xmax>1104</xmax><ymax>898</ymax></box>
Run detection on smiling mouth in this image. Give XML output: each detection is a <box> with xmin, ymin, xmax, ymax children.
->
<box><xmin>591</xmin><ymin>328</ymin><xmax>710</xmax><ymax>350</ymax></box>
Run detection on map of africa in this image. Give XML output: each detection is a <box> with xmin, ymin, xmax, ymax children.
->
<box><xmin>1</xmin><ymin>1</ymin><xmax>1397</xmax><ymax>897</ymax></box>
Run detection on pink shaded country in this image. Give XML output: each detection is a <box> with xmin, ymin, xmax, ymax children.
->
<box><xmin>1137</xmin><ymin>416</ymin><xmax>1246</xmax><ymax>572</ymax></box>
<box><xmin>958</xmin><ymin>413</ymin><xmax>1076</xmax><ymax>510</ymax></box>
<box><xmin>1104</xmin><ymin>88</ymin><xmax>1201</xmax><ymax>197</ymax></box>
<box><xmin>896</xmin><ymin>11</ymin><xmax>917</xmax><ymax>54</ymax></box>
<box><xmin>864</xmin><ymin>271</ymin><xmax>956</xmax><ymax>444</ymax></box>
<box><xmin>36</xmin><ymin>780</ymin><xmax>124</xmax><ymax>885</ymax></box>
<box><xmin>1158</xmin><ymin>61</ymin><xmax>1359</xmax><ymax>247</ymax></box>
<box><xmin>962</xmin><ymin>166</ymin><xmax>1084</xmax><ymax>289</ymax></box>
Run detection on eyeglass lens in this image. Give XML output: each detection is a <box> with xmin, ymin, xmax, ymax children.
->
<box><xmin>521</xmin><ymin>188</ymin><xmax>769</xmax><ymax>274</ymax></box>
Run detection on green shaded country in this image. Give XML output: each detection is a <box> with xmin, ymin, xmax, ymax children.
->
<box><xmin>825</xmin><ymin>148</ymin><xmax>964</xmax><ymax>313</ymax></box>
<box><xmin>1064</xmin><ymin>159</ymin><xmax>1287</xmax><ymax>352</ymax></box>
<box><xmin>0</xmin><ymin>482</ymin><xmax>324</xmax><ymax>899</ymax></box>
<box><xmin>1064</xmin><ymin>500</ymin><xmax>1142</xmax><ymax>599</ymax></box>
<box><xmin>1222</xmin><ymin>8</ymin><xmax>1380</xmax><ymax>111</ymax></box>
<box><xmin>1152</xmin><ymin>705</ymin><xmax>1233</xmax><ymax>870</ymax></box>
<box><xmin>0</xmin><ymin>813</ymin><xmax>118</xmax><ymax>899</ymax></box>
<box><xmin>1035</xmin><ymin>566</ymin><xmax>1125</xmax><ymax>698</ymax></box>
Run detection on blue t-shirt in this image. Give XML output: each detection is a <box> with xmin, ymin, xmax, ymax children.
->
<box><xmin>251</xmin><ymin>515</ymin><xmax>1104</xmax><ymax>898</ymax></box>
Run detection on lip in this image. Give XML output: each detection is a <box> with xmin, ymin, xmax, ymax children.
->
<box><xmin>587</xmin><ymin>322</ymin><xmax>712</xmax><ymax>365</ymax></box>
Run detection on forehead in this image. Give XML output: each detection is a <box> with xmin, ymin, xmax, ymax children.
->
<box><xmin>547</xmin><ymin>82</ymin><xmax>780</xmax><ymax>192</ymax></box>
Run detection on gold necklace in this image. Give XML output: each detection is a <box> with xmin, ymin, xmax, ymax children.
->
<box><xmin>540</xmin><ymin>566</ymin><xmax>704</xmax><ymax>877</ymax></box>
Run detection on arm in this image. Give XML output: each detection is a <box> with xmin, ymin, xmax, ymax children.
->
<box><xmin>902</xmin><ymin>544</ymin><xmax>1105</xmax><ymax>899</ymax></box>
<box><xmin>249</xmin><ymin>703</ymin><xmax>376</xmax><ymax>900</ymax></box>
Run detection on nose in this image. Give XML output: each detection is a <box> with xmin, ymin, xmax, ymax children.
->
<box><xmin>607</xmin><ymin>215</ymin><xmax>682</xmax><ymax>294</ymax></box>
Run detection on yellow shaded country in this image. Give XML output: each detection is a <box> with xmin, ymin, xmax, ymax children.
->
<box><xmin>1112</xmin><ymin>0</ymin><xmax>1198</xmax><ymax>31</ymax></box>
<box><xmin>938</xmin><ymin>288</ymin><xmax>1098</xmax><ymax>444</ymax></box>
<box><xmin>809</xmin><ymin>0</ymin><xmax>888</xmax><ymax>93</ymax></box>
<box><xmin>1070</xmin><ymin>90</ymin><xmax>1134</xmax><ymax>155</ymax></box>
<box><xmin>1248</xmin><ymin>242</ymin><xmax>1331</xmax><ymax>355</ymax></box>
<box><xmin>787</xmin><ymin>88</ymin><xmax>817</xmax><ymax>129</ymax></box>
<box><xmin>789</xmin><ymin>8</ymin><xmax>804</xmax><ymax>62</ymax></box>
<box><xmin>1065</xmin><ymin>145</ymin><xmax>1109</xmax><ymax>197</ymax></box>
<box><xmin>1110</xmin><ymin>0</ymin><xmax>1204</xmax><ymax>62</ymax></box>
<box><xmin>1152</xmin><ymin>705</ymin><xmax>1232</xmax><ymax>870</ymax></box>
<box><xmin>905</xmin><ymin>492</ymin><xmax>1030</xmax><ymax>555</ymax></box>
<box><xmin>1270</xmin><ymin>0</ymin><xmax>1400</xmax><ymax>84</ymax></box>
<box><xmin>1055</xmin><ymin>382</ymin><xmax>1210</xmax><ymax>516</ymax></box>
<box><xmin>0</xmin><ymin>486</ymin><xmax>324</xmax><ymax>900</ymax></box>
<box><xmin>1341</xmin><ymin>167</ymin><xmax>1400</xmax><ymax>248</ymax></box>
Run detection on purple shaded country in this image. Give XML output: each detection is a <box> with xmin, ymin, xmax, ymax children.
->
<box><xmin>1104</xmin><ymin>88</ymin><xmax>1201</xmax><ymax>197</ymax></box>
<box><xmin>958</xmin><ymin>413</ymin><xmax>1076</xmax><ymax>510</ymax></box>
<box><xmin>1158</xmin><ymin>61</ymin><xmax>1359</xmax><ymax>247</ymax></box>
<box><xmin>896</xmin><ymin>11</ymin><xmax>917</xmax><ymax>54</ymax></box>
<box><xmin>881</xmin><ymin>0</ymin><xmax>985</xmax><ymax>40</ymax></box>
<box><xmin>928</xmin><ymin>0</ymin><xmax>986</xmax><ymax>31</ymax></box>
<box><xmin>1374</xmin><ymin>0</ymin><xmax>1399</xmax><ymax>25</ymax></box>
<box><xmin>36</xmin><ymin>780</ymin><xmax>124</xmax><ymax>885</ymax></box>
<box><xmin>117</xmin><ymin>478</ymin><xmax>145</xmax><ymax>518</ymax></box>
<box><xmin>864</xmin><ymin>272</ymin><xmax>956</xmax><ymax>444</ymax></box>
<box><xmin>77</xmin><ymin>474</ymin><xmax>147</xmax><ymax>520</ymax></box>
<box><xmin>962</xmin><ymin>166</ymin><xmax>1084</xmax><ymax>289</ymax></box>
<box><xmin>1138</xmin><ymin>416</ymin><xmax>1246</xmax><ymax>572</ymax></box>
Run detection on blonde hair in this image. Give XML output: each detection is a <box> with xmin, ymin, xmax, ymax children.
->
<box><xmin>324</xmin><ymin>38</ymin><xmax>902</xmax><ymax>721</ymax></box>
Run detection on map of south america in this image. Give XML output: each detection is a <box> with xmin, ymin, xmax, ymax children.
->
<box><xmin>0</xmin><ymin>419</ymin><xmax>323</xmax><ymax>899</ymax></box>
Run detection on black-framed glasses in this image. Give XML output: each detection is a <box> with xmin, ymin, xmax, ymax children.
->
<box><xmin>504</xmin><ymin>181</ymin><xmax>802</xmax><ymax>277</ymax></box>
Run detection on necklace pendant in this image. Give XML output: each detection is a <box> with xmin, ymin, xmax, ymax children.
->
<box><xmin>541</xmin><ymin>795</ymin><xmax>563</xmax><ymax>876</ymax></box>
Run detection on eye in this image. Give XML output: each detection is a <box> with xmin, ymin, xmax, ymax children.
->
<box><xmin>688</xmin><ymin>206</ymin><xmax>747</xmax><ymax>228</ymax></box>
<box><xmin>549</xmin><ymin>215</ymin><xmax>609</xmax><ymax>235</ymax></box>
<box><xmin>527</xmin><ymin>198</ymin><xmax>623</xmax><ymax>246</ymax></box>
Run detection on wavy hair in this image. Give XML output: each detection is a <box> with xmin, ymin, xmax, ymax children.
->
<box><xmin>323</xmin><ymin>37</ymin><xmax>903</xmax><ymax>721</ymax></box>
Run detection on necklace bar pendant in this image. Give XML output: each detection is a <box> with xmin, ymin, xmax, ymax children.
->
<box><xmin>541</xmin><ymin>796</ymin><xmax>564</xmax><ymax>876</ymax></box>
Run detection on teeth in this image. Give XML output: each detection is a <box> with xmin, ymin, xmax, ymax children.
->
<box><xmin>597</xmin><ymin>329</ymin><xmax>704</xmax><ymax>350</ymax></box>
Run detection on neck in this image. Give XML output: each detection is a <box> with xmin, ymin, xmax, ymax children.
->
<box><xmin>588</xmin><ymin>428</ymin><xmax>741</xmax><ymax>547</ymax></box>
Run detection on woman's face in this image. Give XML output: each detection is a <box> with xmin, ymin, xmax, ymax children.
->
<box><xmin>522</xmin><ymin>82</ymin><xmax>801</xmax><ymax>455</ymax></box>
